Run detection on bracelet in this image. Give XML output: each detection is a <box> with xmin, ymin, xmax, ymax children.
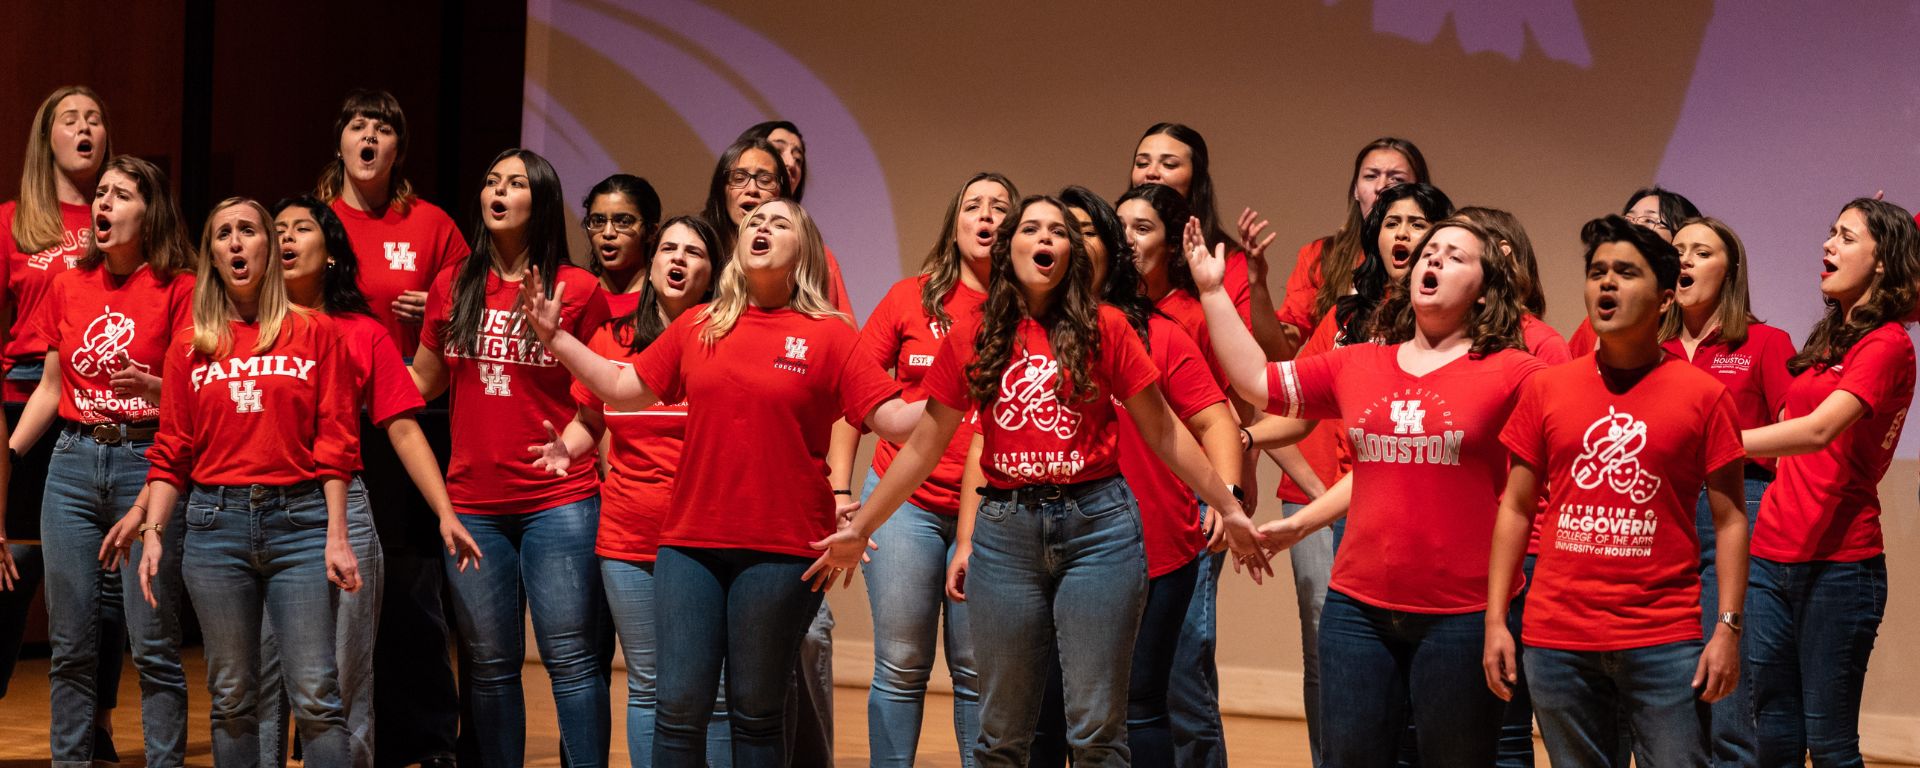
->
<box><xmin>130</xmin><ymin>504</ymin><xmax>147</xmax><ymax>516</ymax></box>
<box><xmin>138</xmin><ymin>522</ymin><xmax>164</xmax><ymax>535</ymax></box>
<box><xmin>832</xmin><ymin>489</ymin><xmax>854</xmax><ymax>497</ymax></box>
<box><xmin>1239</xmin><ymin>427</ymin><xmax>1253</xmax><ymax>447</ymax></box>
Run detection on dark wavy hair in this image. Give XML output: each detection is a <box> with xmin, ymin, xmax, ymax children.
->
<box><xmin>582</xmin><ymin>173</ymin><xmax>663</xmax><ymax>278</ymax></box>
<box><xmin>620</xmin><ymin>214</ymin><xmax>726</xmax><ymax>354</ymax></box>
<box><xmin>1455</xmin><ymin>206</ymin><xmax>1544</xmax><ymax>317</ymax></box>
<box><xmin>272</xmin><ymin>195</ymin><xmax>374</xmax><ymax>317</ymax></box>
<box><xmin>1790</xmin><ymin>198</ymin><xmax>1920</xmax><ymax>374</ymax></box>
<box><xmin>1132</xmin><ymin>123</ymin><xmax>1239</xmax><ymax>251</ymax></box>
<box><xmin>1061</xmin><ymin>185</ymin><xmax>1154</xmax><ymax>347</ymax></box>
<box><xmin>919</xmin><ymin>172</ymin><xmax>1018</xmax><ymax>331</ymax></box>
<box><xmin>445</xmin><ymin>148</ymin><xmax>569</xmax><ymax>356</ymax></box>
<box><xmin>1315</xmin><ymin>137</ymin><xmax>1430</xmax><ymax>320</ymax></box>
<box><xmin>736</xmin><ymin>120</ymin><xmax>806</xmax><ymax>201</ymax></box>
<box><xmin>700</xmin><ymin>137</ymin><xmax>791</xmax><ymax>256</ymax></box>
<box><xmin>1374</xmin><ymin>218</ymin><xmax>1527</xmax><ymax>358</ymax></box>
<box><xmin>1621</xmin><ymin>186</ymin><xmax>1701</xmax><ymax>235</ymax></box>
<box><xmin>966</xmin><ymin>196</ymin><xmax>1102</xmax><ymax>405</ymax></box>
<box><xmin>1338</xmin><ymin>182</ymin><xmax>1452</xmax><ymax>343</ymax></box>
<box><xmin>1115</xmin><ymin>183</ymin><xmax>1197</xmax><ymax>299</ymax></box>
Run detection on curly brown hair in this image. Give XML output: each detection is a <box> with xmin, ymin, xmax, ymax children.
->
<box><xmin>1374</xmin><ymin>218</ymin><xmax>1528</xmax><ymax>358</ymax></box>
<box><xmin>965</xmin><ymin>196</ymin><xmax>1103</xmax><ymax>405</ymax></box>
<box><xmin>1789</xmin><ymin>198</ymin><xmax>1920</xmax><ymax>374</ymax></box>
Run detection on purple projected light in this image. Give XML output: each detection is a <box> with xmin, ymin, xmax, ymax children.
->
<box><xmin>1358</xmin><ymin>0</ymin><xmax>1593</xmax><ymax>67</ymax></box>
<box><xmin>523</xmin><ymin>0</ymin><xmax>899</xmax><ymax>314</ymax></box>
<box><xmin>1656</xmin><ymin>0</ymin><xmax>1920</xmax><ymax>454</ymax></box>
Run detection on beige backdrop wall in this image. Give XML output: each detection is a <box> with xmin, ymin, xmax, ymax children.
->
<box><xmin>523</xmin><ymin>0</ymin><xmax>1920</xmax><ymax>760</ymax></box>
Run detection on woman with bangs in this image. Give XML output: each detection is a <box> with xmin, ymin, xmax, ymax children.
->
<box><xmin>525</xmin><ymin>198</ymin><xmax>921</xmax><ymax>767</ymax></box>
<box><xmin>314</xmin><ymin>88</ymin><xmax>472</xmax><ymax>767</ymax></box>
<box><xmin>851</xmin><ymin>172</ymin><xmax>1017</xmax><ymax>766</ymax></box>
<box><xmin>1741</xmin><ymin>198</ymin><xmax>1919</xmax><ymax>767</ymax></box>
<box><xmin>409</xmin><ymin>149</ymin><xmax>612</xmax><ymax>767</ymax></box>
<box><xmin>10</xmin><ymin>155</ymin><xmax>194</xmax><ymax>768</ymax></box>
<box><xmin>1196</xmin><ymin>216</ymin><xmax>1543</xmax><ymax>766</ymax></box>
<box><xmin>137</xmin><ymin>197</ymin><xmax>361</xmax><ymax>767</ymax></box>
<box><xmin>811</xmin><ymin>194</ymin><xmax>1265</xmax><ymax>766</ymax></box>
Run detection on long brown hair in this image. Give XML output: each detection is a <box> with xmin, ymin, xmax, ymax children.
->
<box><xmin>1315</xmin><ymin>137</ymin><xmax>1428</xmax><ymax>320</ymax></box>
<box><xmin>920</xmin><ymin>172</ymin><xmax>1017</xmax><ymax>331</ymax></box>
<box><xmin>76</xmin><ymin>156</ymin><xmax>192</xmax><ymax>280</ymax></box>
<box><xmin>1374</xmin><ymin>218</ymin><xmax>1527</xmax><ymax>358</ymax></box>
<box><xmin>965</xmin><ymin>196</ymin><xmax>1101</xmax><ymax>405</ymax></box>
<box><xmin>1790</xmin><ymin>198</ymin><xmax>1920</xmax><ymax>374</ymax></box>
<box><xmin>315</xmin><ymin>89</ymin><xmax>415</xmax><ymax>215</ymax></box>
<box><xmin>14</xmin><ymin>86</ymin><xmax>112</xmax><ymax>253</ymax></box>
<box><xmin>1659</xmin><ymin>216</ymin><xmax>1758</xmax><ymax>348</ymax></box>
<box><xmin>1454</xmin><ymin>206</ymin><xmax>1544</xmax><ymax>317</ymax></box>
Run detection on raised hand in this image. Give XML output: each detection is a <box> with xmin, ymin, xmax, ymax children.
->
<box><xmin>528</xmin><ymin>419</ymin><xmax>572</xmax><ymax>476</ymax></box>
<box><xmin>1184</xmin><ymin>217</ymin><xmax>1229</xmax><ymax>295</ymax></box>
<box><xmin>1237</xmin><ymin>207</ymin><xmax>1278</xmax><ymax>284</ymax></box>
<box><xmin>518</xmin><ymin>274</ymin><xmax>567</xmax><ymax>344</ymax></box>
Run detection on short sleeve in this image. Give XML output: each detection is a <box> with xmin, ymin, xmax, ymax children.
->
<box><xmin>1264</xmin><ymin>345</ymin><xmax>1346</xmax><ymax>420</ymax></box>
<box><xmin>1755</xmin><ymin>328</ymin><xmax>1797</xmax><ymax>421</ymax></box>
<box><xmin>856</xmin><ymin>282</ymin><xmax>906</xmax><ymax>372</ymax></box>
<box><xmin>1835</xmin><ymin>325</ymin><xmax>1918</xmax><ymax>418</ymax></box>
<box><xmin>310</xmin><ymin>318</ymin><xmax>360</xmax><ymax>481</ymax></box>
<box><xmin>420</xmin><ymin>272</ymin><xmax>451</xmax><ymax>354</ymax></box>
<box><xmin>1277</xmin><ymin>239</ymin><xmax>1325</xmax><ymax>335</ymax></box>
<box><xmin>633</xmin><ymin>311</ymin><xmax>692</xmax><ymax>405</ymax></box>
<box><xmin>1527</xmin><ymin>318</ymin><xmax>1573</xmax><ymax>365</ymax></box>
<box><xmin>24</xmin><ymin>274</ymin><xmax>61</xmax><ymax>348</ymax></box>
<box><xmin>563</xmin><ymin>274</ymin><xmax>613</xmax><ymax>340</ymax></box>
<box><xmin>1499</xmin><ymin>376</ymin><xmax>1549</xmax><ymax>470</ymax></box>
<box><xmin>364</xmin><ymin>325</ymin><xmax>427</xmax><ymax>424</ymax></box>
<box><xmin>1157</xmin><ymin>324</ymin><xmax>1227</xmax><ymax>420</ymax></box>
<box><xmin>1100</xmin><ymin>310</ymin><xmax>1159</xmax><ymax>401</ymax></box>
<box><xmin>834</xmin><ymin>335</ymin><xmax>902</xmax><ymax>428</ymax></box>
<box><xmin>922</xmin><ymin>326</ymin><xmax>973</xmax><ymax>412</ymax></box>
<box><xmin>1700</xmin><ymin>389</ymin><xmax>1747</xmax><ymax>474</ymax></box>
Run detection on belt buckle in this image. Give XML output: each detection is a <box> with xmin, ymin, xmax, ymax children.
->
<box><xmin>88</xmin><ymin>423</ymin><xmax>122</xmax><ymax>445</ymax></box>
<box><xmin>249</xmin><ymin>484</ymin><xmax>272</xmax><ymax>502</ymax></box>
<box><xmin>1037</xmin><ymin>485</ymin><xmax>1065</xmax><ymax>502</ymax></box>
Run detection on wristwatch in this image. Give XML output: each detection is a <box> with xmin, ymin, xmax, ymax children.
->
<box><xmin>1717</xmin><ymin>612</ymin><xmax>1743</xmax><ymax>633</ymax></box>
<box><xmin>138</xmin><ymin>522</ymin><xmax>165</xmax><ymax>536</ymax></box>
<box><xmin>1226</xmin><ymin>484</ymin><xmax>1245</xmax><ymax>502</ymax></box>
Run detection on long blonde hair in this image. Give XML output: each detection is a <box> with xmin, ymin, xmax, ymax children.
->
<box><xmin>697</xmin><ymin>199</ymin><xmax>845</xmax><ymax>345</ymax></box>
<box><xmin>13</xmin><ymin>86</ymin><xmax>112</xmax><ymax>253</ymax></box>
<box><xmin>193</xmin><ymin>198</ymin><xmax>306</xmax><ymax>356</ymax></box>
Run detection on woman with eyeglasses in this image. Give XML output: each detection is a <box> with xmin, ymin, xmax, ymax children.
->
<box><xmin>1568</xmin><ymin>186</ymin><xmax>1701</xmax><ymax>356</ymax></box>
<box><xmin>702</xmin><ymin>135</ymin><xmax>852</xmax><ymax>319</ymax></box>
<box><xmin>582</xmin><ymin>175</ymin><xmax>662</xmax><ymax>318</ymax></box>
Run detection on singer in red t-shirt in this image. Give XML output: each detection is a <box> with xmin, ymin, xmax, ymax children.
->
<box><xmin>408</xmin><ymin>150</ymin><xmax>611</xmax><ymax>764</ymax></box>
<box><xmin>527</xmin><ymin>199</ymin><xmax>916</xmax><ymax>765</ymax></box>
<box><xmin>13</xmin><ymin>155</ymin><xmax>192</xmax><ymax>768</ymax></box>
<box><xmin>1738</xmin><ymin>198</ymin><xmax>1919</xmax><ymax>766</ymax></box>
<box><xmin>578</xmin><ymin>174</ymin><xmax>661</xmax><ymax>318</ymax></box>
<box><xmin>1204</xmin><ymin>217</ymin><xmax>1541</xmax><ymax>766</ymax></box>
<box><xmin>813</xmin><ymin>195</ymin><xmax>1263</xmax><ymax>766</ymax></box>
<box><xmin>135</xmin><ymin>199</ymin><xmax>360</xmax><ymax>766</ymax></box>
<box><xmin>1486</xmin><ymin>216</ymin><xmax>1748</xmax><ymax>767</ymax></box>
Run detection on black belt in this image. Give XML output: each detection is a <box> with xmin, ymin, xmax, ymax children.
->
<box><xmin>67</xmin><ymin>421</ymin><xmax>160</xmax><ymax>445</ymax></box>
<box><xmin>978</xmin><ymin>475</ymin><xmax>1121</xmax><ymax>505</ymax></box>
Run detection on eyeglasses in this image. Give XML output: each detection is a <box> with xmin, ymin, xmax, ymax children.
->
<box><xmin>725</xmin><ymin>168</ymin><xmax>780</xmax><ymax>191</ymax></box>
<box><xmin>582</xmin><ymin>214</ymin><xmax>641</xmax><ymax>234</ymax></box>
<box><xmin>1624</xmin><ymin>213</ymin><xmax>1671</xmax><ymax>232</ymax></box>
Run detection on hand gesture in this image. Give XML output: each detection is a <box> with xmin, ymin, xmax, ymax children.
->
<box><xmin>1216</xmin><ymin>503</ymin><xmax>1273</xmax><ymax>584</ymax></box>
<box><xmin>1255</xmin><ymin>516</ymin><xmax>1310</xmax><ymax>554</ymax></box>
<box><xmin>1483</xmin><ymin>622</ymin><xmax>1519</xmax><ymax>700</ymax></box>
<box><xmin>109</xmin><ymin>352</ymin><xmax>159</xmax><ymax>401</ymax></box>
<box><xmin>528</xmin><ymin>420</ymin><xmax>572</xmax><ymax>476</ymax></box>
<box><xmin>1184</xmin><ymin>217</ymin><xmax>1229</xmax><ymax>295</ymax></box>
<box><xmin>1694</xmin><ymin>627</ymin><xmax>1740</xmax><ymax>703</ymax></box>
<box><xmin>1237</xmin><ymin>208</ymin><xmax>1278</xmax><ymax>284</ymax></box>
<box><xmin>518</xmin><ymin>275</ymin><xmax>566</xmax><ymax>344</ymax></box>
<box><xmin>0</xmin><ymin>535</ymin><xmax>17</xmax><ymax>591</ymax></box>
<box><xmin>98</xmin><ymin>509</ymin><xmax>143</xmax><ymax>571</ymax></box>
<box><xmin>440</xmin><ymin>515</ymin><xmax>484</xmax><ymax>572</ymax></box>
<box><xmin>327</xmin><ymin>536</ymin><xmax>362</xmax><ymax>593</ymax></box>
<box><xmin>803</xmin><ymin>527</ymin><xmax>876</xmax><ymax>592</ymax></box>
<box><xmin>392</xmin><ymin>289</ymin><xmax>430</xmax><ymax>322</ymax></box>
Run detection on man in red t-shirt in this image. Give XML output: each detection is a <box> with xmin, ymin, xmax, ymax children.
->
<box><xmin>1485</xmin><ymin>216</ymin><xmax>1749</xmax><ymax>766</ymax></box>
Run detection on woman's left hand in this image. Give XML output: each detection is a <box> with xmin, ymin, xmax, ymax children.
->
<box><xmin>327</xmin><ymin>536</ymin><xmax>362</xmax><ymax>593</ymax></box>
<box><xmin>803</xmin><ymin>528</ymin><xmax>876</xmax><ymax>592</ymax></box>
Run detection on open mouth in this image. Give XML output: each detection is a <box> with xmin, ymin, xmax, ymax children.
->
<box><xmin>665</xmin><ymin>267</ymin><xmax>687</xmax><ymax>290</ymax></box>
<box><xmin>598</xmin><ymin>242</ymin><xmax>621</xmax><ymax>260</ymax></box>
<box><xmin>1390</xmin><ymin>245</ymin><xmax>1411</xmax><ymax>268</ymax></box>
<box><xmin>1821</xmin><ymin>258</ymin><xmax>1838</xmax><ymax>278</ymax></box>
<box><xmin>281</xmin><ymin>247</ymin><xmax>298</xmax><ymax>266</ymax></box>
<box><xmin>229</xmin><ymin>256</ymin><xmax>252</xmax><ymax>281</ymax></box>
<box><xmin>359</xmin><ymin>146</ymin><xmax>377</xmax><ymax>163</ymax></box>
<box><xmin>76</xmin><ymin>139</ymin><xmax>94</xmax><ymax>155</ymax></box>
<box><xmin>489</xmin><ymin>200</ymin><xmax>508</xmax><ymax>219</ymax></box>
<box><xmin>1678</xmin><ymin>273</ymin><xmax>1695</xmax><ymax>289</ymax></box>
<box><xmin>1595</xmin><ymin>294</ymin><xmax>1619</xmax><ymax>320</ymax></box>
<box><xmin>750</xmin><ymin>234</ymin><xmax>772</xmax><ymax>255</ymax></box>
<box><xmin>975</xmin><ymin>227</ymin><xmax>995</xmax><ymax>247</ymax></box>
<box><xmin>1032</xmin><ymin>250</ymin><xmax>1057</xmax><ymax>272</ymax></box>
<box><xmin>94</xmin><ymin>215</ymin><xmax>112</xmax><ymax>234</ymax></box>
<box><xmin>1417</xmin><ymin>270</ymin><xmax>1439</xmax><ymax>293</ymax></box>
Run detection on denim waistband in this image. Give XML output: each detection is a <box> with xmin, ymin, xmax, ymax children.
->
<box><xmin>977</xmin><ymin>474</ymin><xmax>1122</xmax><ymax>506</ymax></box>
<box><xmin>192</xmin><ymin>480</ymin><xmax>323</xmax><ymax>505</ymax></box>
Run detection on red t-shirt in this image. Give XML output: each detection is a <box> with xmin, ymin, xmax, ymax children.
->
<box><xmin>1522</xmin><ymin>314</ymin><xmax>1572</xmax><ymax>365</ymax></box>
<box><xmin>1503</xmin><ymin>356</ymin><xmax>1746</xmax><ymax>651</ymax></box>
<box><xmin>823</xmin><ymin>245</ymin><xmax>856</xmax><ymax>322</ymax></box>
<box><xmin>331</xmin><ymin>197</ymin><xmax>469</xmax><ymax>357</ymax></box>
<box><xmin>604</xmin><ymin>289</ymin><xmax>642</xmax><ymax>319</ymax></box>
<box><xmin>1276</xmin><ymin>308</ymin><xmax>1348</xmax><ymax>504</ymax></box>
<box><xmin>923</xmin><ymin>306</ymin><xmax>1158</xmax><ymax>488</ymax></box>
<box><xmin>1267</xmin><ymin>344</ymin><xmax>1545</xmax><ymax>612</ymax></box>
<box><xmin>421</xmin><ymin>264</ymin><xmax>609</xmax><ymax>515</ymax></box>
<box><xmin>1116</xmin><ymin>316</ymin><xmax>1226</xmax><ymax>577</ymax></box>
<box><xmin>1277</xmin><ymin>238</ymin><xmax>1330</xmax><ymax>337</ymax></box>
<box><xmin>575</xmin><ymin>319</ymin><xmax>684</xmax><ymax>562</ymax></box>
<box><xmin>332</xmin><ymin>312</ymin><xmax>426</xmax><ymax>475</ymax></box>
<box><xmin>634</xmin><ymin>305</ymin><xmax>899</xmax><ymax>557</ymax></box>
<box><xmin>858</xmin><ymin>275</ymin><xmax>986</xmax><ymax>515</ymax></box>
<box><xmin>1661</xmin><ymin>323</ymin><xmax>1796</xmax><ymax>473</ymax></box>
<box><xmin>146</xmin><ymin>314</ymin><xmax>358</xmax><ymax>488</ymax></box>
<box><xmin>1155</xmin><ymin>289</ymin><xmax>1225</xmax><ymax>386</ymax></box>
<box><xmin>1568</xmin><ymin>318</ymin><xmax>1597</xmax><ymax>357</ymax></box>
<box><xmin>29</xmin><ymin>265</ymin><xmax>194</xmax><ymax>424</ymax></box>
<box><xmin>1754</xmin><ymin>323</ymin><xmax>1916</xmax><ymax>562</ymax></box>
<box><xmin>2</xmin><ymin>201</ymin><xmax>91</xmax><ymax>394</ymax></box>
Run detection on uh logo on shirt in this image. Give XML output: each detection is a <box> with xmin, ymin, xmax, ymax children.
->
<box><xmin>1351</xmin><ymin>388</ymin><xmax>1463</xmax><ymax>465</ymax></box>
<box><xmin>189</xmin><ymin>355</ymin><xmax>318</xmax><ymax>414</ymax></box>
<box><xmin>775</xmin><ymin>336</ymin><xmax>810</xmax><ymax>374</ymax></box>
<box><xmin>383</xmin><ymin>242</ymin><xmax>417</xmax><ymax>271</ymax></box>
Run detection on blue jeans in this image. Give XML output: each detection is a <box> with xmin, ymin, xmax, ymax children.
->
<box><xmin>1747</xmin><ymin>555</ymin><xmax>1886</xmax><ymax>767</ymax></box>
<box><xmin>183</xmin><ymin>482</ymin><xmax>349</xmax><ymax>767</ymax></box>
<box><xmin>1171</xmin><ymin>548</ymin><xmax>1227</xmax><ymax>768</ymax></box>
<box><xmin>601</xmin><ymin>557</ymin><xmax>735</xmax><ymax>766</ymax></box>
<box><xmin>1495</xmin><ymin>554</ymin><xmax>1539</xmax><ymax>768</ymax></box>
<box><xmin>1319</xmin><ymin>589</ymin><xmax>1502</xmax><ymax>767</ymax></box>
<box><xmin>261</xmin><ymin>476</ymin><xmax>384</xmax><ymax>768</ymax></box>
<box><xmin>652</xmin><ymin>546</ymin><xmax>823</xmax><ymax>768</ymax></box>
<box><xmin>444</xmin><ymin>496</ymin><xmax>609</xmax><ymax>768</ymax></box>
<box><xmin>859</xmin><ymin>469</ymin><xmax>980</xmax><ymax>767</ymax></box>
<box><xmin>42</xmin><ymin>430</ymin><xmax>187</xmax><ymax>768</ymax></box>
<box><xmin>1278</xmin><ymin>501</ymin><xmax>1336</xmax><ymax>767</ymax></box>
<box><xmin>968</xmin><ymin>477</ymin><xmax>1146</xmax><ymax>768</ymax></box>
<box><xmin>1525</xmin><ymin>641</ymin><xmax>1708</xmax><ymax>767</ymax></box>
<box><xmin>1695</xmin><ymin>475</ymin><xmax>1765</xmax><ymax>767</ymax></box>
